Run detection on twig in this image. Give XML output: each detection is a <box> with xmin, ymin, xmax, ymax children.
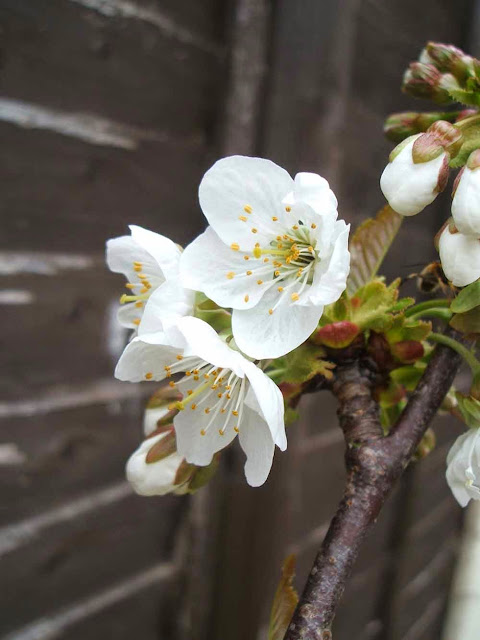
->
<box><xmin>284</xmin><ymin>330</ymin><xmax>462</xmax><ymax>640</ymax></box>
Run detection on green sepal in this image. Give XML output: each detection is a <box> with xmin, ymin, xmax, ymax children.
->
<box><xmin>390</xmin><ymin>363</ymin><xmax>426</xmax><ymax>391</ymax></box>
<box><xmin>450</xmin><ymin>124</ymin><xmax>480</xmax><ymax>168</ymax></box>
<box><xmin>385</xmin><ymin>314</ymin><xmax>432</xmax><ymax>344</ymax></box>
<box><xmin>268</xmin><ymin>343</ymin><xmax>335</xmax><ymax>385</ymax></box>
<box><xmin>185</xmin><ymin>454</ymin><xmax>220</xmax><ymax>493</ymax></box>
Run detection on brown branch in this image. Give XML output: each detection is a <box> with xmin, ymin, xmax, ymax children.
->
<box><xmin>284</xmin><ymin>331</ymin><xmax>462</xmax><ymax>640</ymax></box>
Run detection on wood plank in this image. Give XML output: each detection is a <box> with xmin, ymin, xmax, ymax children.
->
<box><xmin>0</xmin><ymin>492</ymin><xmax>184</xmax><ymax>634</ymax></box>
<box><xmin>0</xmin><ymin>124</ymin><xmax>209</xmax><ymax>252</ymax></box>
<box><xmin>0</xmin><ymin>1</ymin><xmax>224</xmax><ymax>132</ymax></box>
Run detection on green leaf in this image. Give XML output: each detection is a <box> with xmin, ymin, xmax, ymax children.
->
<box><xmin>450</xmin><ymin>307</ymin><xmax>480</xmax><ymax>334</ymax></box>
<box><xmin>350</xmin><ymin>280</ymin><xmax>398</xmax><ymax>331</ymax></box>
<box><xmin>385</xmin><ymin>315</ymin><xmax>432</xmax><ymax>343</ymax></box>
<box><xmin>451</xmin><ymin>281</ymin><xmax>480</xmax><ymax>313</ymax></box>
<box><xmin>347</xmin><ymin>205</ymin><xmax>403</xmax><ymax>294</ymax></box>
<box><xmin>268</xmin><ymin>555</ymin><xmax>299</xmax><ymax>640</ymax></box>
<box><xmin>390</xmin><ymin>364</ymin><xmax>426</xmax><ymax>391</ymax></box>
<box><xmin>450</xmin><ymin>124</ymin><xmax>480</xmax><ymax>168</ymax></box>
<box><xmin>270</xmin><ymin>343</ymin><xmax>335</xmax><ymax>385</ymax></box>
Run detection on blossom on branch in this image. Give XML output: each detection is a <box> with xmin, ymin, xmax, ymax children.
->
<box><xmin>438</xmin><ymin>221</ymin><xmax>480</xmax><ymax>286</ymax></box>
<box><xmin>115</xmin><ymin>316</ymin><xmax>286</xmax><ymax>486</ymax></box>
<box><xmin>446</xmin><ymin>427</ymin><xmax>480</xmax><ymax>507</ymax></box>
<box><xmin>106</xmin><ymin>225</ymin><xmax>194</xmax><ymax>335</ymax></box>
<box><xmin>180</xmin><ymin>156</ymin><xmax>350</xmax><ymax>359</ymax></box>
<box><xmin>452</xmin><ymin>150</ymin><xmax>480</xmax><ymax>236</ymax></box>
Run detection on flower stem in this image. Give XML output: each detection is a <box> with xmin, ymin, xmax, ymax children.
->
<box><xmin>429</xmin><ymin>332</ymin><xmax>480</xmax><ymax>376</ymax></box>
<box><xmin>405</xmin><ymin>298</ymin><xmax>450</xmax><ymax>317</ymax></box>
<box><xmin>408</xmin><ymin>308</ymin><xmax>452</xmax><ymax>322</ymax></box>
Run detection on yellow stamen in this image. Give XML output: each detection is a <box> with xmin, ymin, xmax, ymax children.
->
<box><xmin>269</xmin><ymin>309</ymin><xmax>273</xmax><ymax>315</ymax></box>
<box><xmin>135</xmin><ymin>301</ymin><xmax>143</xmax><ymax>308</ymax></box>
<box><xmin>291</xmin><ymin>292</ymin><xmax>299</xmax><ymax>301</ymax></box>
<box><xmin>257</xmin><ymin>279</ymin><xmax>263</xmax><ymax>285</ymax></box>
<box><xmin>272</xmin><ymin>216</ymin><xmax>278</xmax><ymax>222</ymax></box>
<box><xmin>251</xmin><ymin>228</ymin><xmax>258</xmax><ymax>234</ymax></box>
<box><xmin>253</xmin><ymin>246</ymin><xmax>262</xmax><ymax>259</ymax></box>
<box><xmin>200</xmin><ymin>428</ymin><xmax>206</xmax><ymax>435</ymax></box>
<box><xmin>133</xmin><ymin>318</ymin><xmax>141</xmax><ymax>326</ymax></box>
<box><xmin>231</xmin><ymin>243</ymin><xmax>240</xmax><ymax>251</ymax></box>
<box><xmin>226</xmin><ymin>271</ymin><xmax>235</xmax><ymax>279</ymax></box>
<box><xmin>278</xmin><ymin>286</ymin><xmax>284</xmax><ymax>292</ymax></box>
<box><xmin>244</xmin><ymin>205</ymin><xmax>252</xmax><ymax>214</ymax></box>
<box><xmin>232</xmin><ymin>410</ymin><xmax>239</xmax><ymax>416</ymax></box>
<box><xmin>234</xmin><ymin>426</ymin><xmax>240</xmax><ymax>433</ymax></box>
<box><xmin>244</xmin><ymin>255</ymin><xmax>250</xmax><ymax>261</ymax></box>
<box><xmin>219</xmin><ymin>429</ymin><xmax>225</xmax><ymax>436</ymax></box>
<box><xmin>239</xmin><ymin>215</ymin><xmax>247</xmax><ymax>222</ymax></box>
<box><xmin>204</xmin><ymin>408</ymin><xmax>210</xmax><ymax>414</ymax></box>
<box><xmin>134</xmin><ymin>265</ymin><xmax>142</xmax><ymax>272</ymax></box>
<box><xmin>191</xmin><ymin>404</ymin><xmax>197</xmax><ymax>410</ymax></box>
<box><xmin>285</xmin><ymin>206</ymin><xmax>291</xmax><ymax>212</ymax></box>
<box><xmin>125</xmin><ymin>283</ymin><xmax>135</xmax><ymax>289</ymax></box>
<box><xmin>145</xmin><ymin>372</ymin><xmax>153</xmax><ymax>380</ymax></box>
<box><xmin>244</xmin><ymin>294</ymin><xmax>249</xmax><ymax>302</ymax></box>
<box><xmin>311</xmin><ymin>222</ymin><xmax>317</xmax><ymax>229</ymax></box>
<box><xmin>247</xmin><ymin>270</ymin><xmax>252</xmax><ymax>275</ymax></box>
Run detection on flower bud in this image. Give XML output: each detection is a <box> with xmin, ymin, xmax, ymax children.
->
<box><xmin>143</xmin><ymin>386</ymin><xmax>182</xmax><ymax>436</ymax></box>
<box><xmin>384</xmin><ymin>111</ymin><xmax>455</xmax><ymax>144</ymax></box>
<box><xmin>390</xmin><ymin>340</ymin><xmax>424</xmax><ymax>364</ymax></box>
<box><xmin>423</xmin><ymin>42</ymin><xmax>474</xmax><ymax>82</ymax></box>
<box><xmin>402</xmin><ymin>63</ymin><xmax>452</xmax><ymax>102</ymax></box>
<box><xmin>126</xmin><ymin>430</ymin><xmax>190</xmax><ymax>496</ymax></box>
<box><xmin>380</xmin><ymin>133</ymin><xmax>449</xmax><ymax>216</ymax></box>
<box><xmin>438</xmin><ymin>221</ymin><xmax>480</xmax><ymax>287</ymax></box>
<box><xmin>451</xmin><ymin>150</ymin><xmax>480</xmax><ymax>236</ymax></box>
<box><xmin>311</xmin><ymin>321</ymin><xmax>360</xmax><ymax>349</ymax></box>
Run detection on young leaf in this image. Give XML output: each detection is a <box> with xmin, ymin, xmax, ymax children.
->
<box><xmin>270</xmin><ymin>343</ymin><xmax>335</xmax><ymax>384</ymax></box>
<box><xmin>347</xmin><ymin>205</ymin><xmax>403</xmax><ymax>294</ymax></box>
<box><xmin>450</xmin><ymin>307</ymin><xmax>480</xmax><ymax>334</ymax></box>
<box><xmin>268</xmin><ymin>555</ymin><xmax>299</xmax><ymax>640</ymax></box>
<box><xmin>451</xmin><ymin>281</ymin><xmax>480</xmax><ymax>313</ymax></box>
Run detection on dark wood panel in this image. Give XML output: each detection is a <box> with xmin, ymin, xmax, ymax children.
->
<box><xmin>0</xmin><ymin>0</ymin><xmax>224</xmax><ymax>132</ymax></box>
<box><xmin>0</xmin><ymin>400</ymin><xmax>150</xmax><ymax>524</ymax></box>
<box><xmin>0</xmin><ymin>492</ymin><xmax>184</xmax><ymax>634</ymax></box>
<box><xmin>0</xmin><ymin>124</ymin><xmax>209</xmax><ymax>252</ymax></box>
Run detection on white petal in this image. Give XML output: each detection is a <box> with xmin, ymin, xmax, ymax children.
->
<box><xmin>238</xmin><ymin>406</ymin><xmax>275</xmax><ymax>486</ymax></box>
<box><xmin>143</xmin><ymin>405</ymin><xmax>171</xmax><ymax>436</ymax></box>
<box><xmin>174</xmin><ymin>404</ymin><xmax>237</xmax><ymax>466</ymax></box>
<box><xmin>139</xmin><ymin>279</ymin><xmax>195</xmax><ymax>335</ymax></box>
<box><xmin>380</xmin><ymin>136</ymin><xmax>445</xmax><ymax>216</ymax></box>
<box><xmin>175</xmin><ymin>316</ymin><xmax>244</xmax><ymax>375</ymax></box>
<box><xmin>126</xmin><ymin>433</ymin><xmax>183</xmax><ymax>496</ymax></box>
<box><xmin>114</xmin><ymin>333</ymin><xmax>182</xmax><ymax>382</ymax></box>
<box><xmin>130</xmin><ymin>225</ymin><xmax>182</xmax><ymax>280</ymax></box>
<box><xmin>180</xmin><ymin>227</ymin><xmax>272</xmax><ymax>309</ymax></box>
<box><xmin>117</xmin><ymin>301</ymin><xmax>143</xmax><ymax>330</ymax></box>
<box><xmin>452</xmin><ymin>167</ymin><xmax>480</xmax><ymax>236</ymax></box>
<box><xmin>439</xmin><ymin>226</ymin><xmax>480</xmax><ymax>287</ymax></box>
<box><xmin>106</xmin><ymin>235</ymin><xmax>143</xmax><ymax>282</ymax></box>
<box><xmin>232</xmin><ymin>287</ymin><xmax>322</xmax><ymax>359</ymax></box>
<box><xmin>242</xmin><ymin>360</ymin><xmax>286</xmax><ymax>450</ymax></box>
<box><xmin>283</xmin><ymin>172</ymin><xmax>338</xmax><ymax>215</ymax></box>
<box><xmin>306</xmin><ymin>221</ymin><xmax>350</xmax><ymax>307</ymax></box>
<box><xmin>199</xmin><ymin>156</ymin><xmax>294</xmax><ymax>252</ymax></box>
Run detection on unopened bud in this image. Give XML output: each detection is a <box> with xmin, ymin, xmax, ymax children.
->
<box><xmin>452</xmin><ymin>150</ymin><xmax>480</xmax><ymax>236</ymax></box>
<box><xmin>384</xmin><ymin>111</ymin><xmax>455</xmax><ymax>144</ymax></box>
<box><xmin>390</xmin><ymin>340</ymin><xmax>425</xmax><ymax>364</ymax></box>
<box><xmin>438</xmin><ymin>223</ymin><xmax>480</xmax><ymax>287</ymax></box>
<box><xmin>424</xmin><ymin>42</ymin><xmax>474</xmax><ymax>82</ymax></box>
<box><xmin>311</xmin><ymin>321</ymin><xmax>360</xmax><ymax>349</ymax></box>
<box><xmin>402</xmin><ymin>63</ymin><xmax>452</xmax><ymax>103</ymax></box>
<box><xmin>381</xmin><ymin>133</ymin><xmax>449</xmax><ymax>216</ymax></box>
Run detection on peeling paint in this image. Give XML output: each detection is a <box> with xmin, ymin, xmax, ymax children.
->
<box><xmin>69</xmin><ymin>0</ymin><xmax>223</xmax><ymax>57</ymax></box>
<box><xmin>0</xmin><ymin>97</ymin><xmax>169</xmax><ymax>149</ymax></box>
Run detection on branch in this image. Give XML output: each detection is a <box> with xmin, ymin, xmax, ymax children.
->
<box><xmin>284</xmin><ymin>331</ymin><xmax>462</xmax><ymax>640</ymax></box>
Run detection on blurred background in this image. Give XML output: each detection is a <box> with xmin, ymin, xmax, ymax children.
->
<box><xmin>1</xmin><ymin>1</ymin><xmax>479</xmax><ymax>639</ymax></box>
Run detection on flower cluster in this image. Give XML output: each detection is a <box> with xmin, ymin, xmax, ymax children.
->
<box><xmin>106</xmin><ymin>156</ymin><xmax>350</xmax><ymax>494</ymax></box>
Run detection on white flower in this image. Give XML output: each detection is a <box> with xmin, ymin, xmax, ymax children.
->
<box><xmin>438</xmin><ymin>223</ymin><xmax>480</xmax><ymax>286</ymax></box>
<box><xmin>106</xmin><ymin>225</ymin><xmax>194</xmax><ymax>334</ymax></box>
<box><xmin>380</xmin><ymin>134</ymin><xmax>448</xmax><ymax>216</ymax></box>
<box><xmin>446</xmin><ymin>428</ymin><xmax>480</xmax><ymax>507</ymax></box>
<box><xmin>115</xmin><ymin>316</ymin><xmax>286</xmax><ymax>487</ymax></box>
<box><xmin>126</xmin><ymin>430</ymin><xmax>188</xmax><ymax>496</ymax></box>
<box><xmin>452</xmin><ymin>161</ymin><xmax>480</xmax><ymax>236</ymax></box>
<box><xmin>179</xmin><ymin>156</ymin><xmax>350</xmax><ymax>359</ymax></box>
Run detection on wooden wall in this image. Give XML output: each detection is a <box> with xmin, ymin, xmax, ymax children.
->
<box><xmin>0</xmin><ymin>1</ymin><xmax>473</xmax><ymax>639</ymax></box>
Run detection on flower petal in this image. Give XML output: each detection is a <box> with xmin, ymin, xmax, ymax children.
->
<box><xmin>283</xmin><ymin>172</ymin><xmax>338</xmax><ymax>215</ymax></box>
<box><xmin>180</xmin><ymin>227</ymin><xmax>272</xmax><ymax>309</ymax></box>
<box><xmin>129</xmin><ymin>225</ymin><xmax>182</xmax><ymax>280</ymax></box>
<box><xmin>238</xmin><ymin>406</ymin><xmax>275</xmax><ymax>486</ymax></box>
<box><xmin>176</xmin><ymin>316</ymin><xmax>244</xmax><ymax>375</ymax></box>
<box><xmin>305</xmin><ymin>221</ymin><xmax>350</xmax><ymax>307</ymax></box>
<box><xmin>139</xmin><ymin>279</ymin><xmax>195</xmax><ymax>335</ymax></box>
<box><xmin>117</xmin><ymin>301</ymin><xmax>143</xmax><ymax>330</ymax></box>
<box><xmin>232</xmin><ymin>287</ymin><xmax>322</xmax><ymax>359</ymax></box>
<box><xmin>106</xmin><ymin>235</ymin><xmax>146</xmax><ymax>283</ymax></box>
<box><xmin>174</xmin><ymin>404</ymin><xmax>237</xmax><ymax>466</ymax></box>
<box><xmin>114</xmin><ymin>333</ymin><xmax>183</xmax><ymax>382</ymax></box>
<box><xmin>242</xmin><ymin>359</ymin><xmax>286</xmax><ymax>450</ymax></box>
<box><xmin>199</xmin><ymin>156</ymin><xmax>294</xmax><ymax>252</ymax></box>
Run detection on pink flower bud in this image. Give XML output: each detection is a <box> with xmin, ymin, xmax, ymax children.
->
<box><xmin>311</xmin><ymin>321</ymin><xmax>360</xmax><ymax>349</ymax></box>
